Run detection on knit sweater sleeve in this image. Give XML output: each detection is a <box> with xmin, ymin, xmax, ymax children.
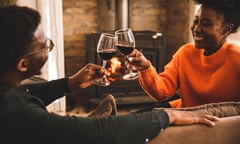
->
<box><xmin>138</xmin><ymin>45</ymin><xmax>186</xmax><ymax>101</ymax></box>
<box><xmin>0</xmin><ymin>87</ymin><xmax>170</xmax><ymax>144</ymax></box>
<box><xmin>38</xmin><ymin>110</ymin><xmax>169</xmax><ymax>144</ymax></box>
<box><xmin>1</xmin><ymin>97</ymin><xmax>170</xmax><ymax>144</ymax></box>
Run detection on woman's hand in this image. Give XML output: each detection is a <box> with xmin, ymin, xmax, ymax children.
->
<box><xmin>67</xmin><ymin>63</ymin><xmax>106</xmax><ymax>90</ymax></box>
<box><xmin>165</xmin><ymin>109</ymin><xmax>220</xmax><ymax>127</ymax></box>
<box><xmin>127</xmin><ymin>49</ymin><xmax>151</xmax><ymax>71</ymax></box>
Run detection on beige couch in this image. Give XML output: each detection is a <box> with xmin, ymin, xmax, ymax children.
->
<box><xmin>149</xmin><ymin>115</ymin><xmax>240</xmax><ymax>144</ymax></box>
<box><xmin>149</xmin><ymin>101</ymin><xmax>240</xmax><ymax>144</ymax></box>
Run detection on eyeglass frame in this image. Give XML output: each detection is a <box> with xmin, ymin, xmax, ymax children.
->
<box><xmin>23</xmin><ymin>38</ymin><xmax>55</xmax><ymax>57</ymax></box>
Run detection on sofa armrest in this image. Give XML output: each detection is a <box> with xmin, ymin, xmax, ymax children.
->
<box><xmin>149</xmin><ymin>116</ymin><xmax>240</xmax><ymax>144</ymax></box>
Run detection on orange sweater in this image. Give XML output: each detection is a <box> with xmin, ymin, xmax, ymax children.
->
<box><xmin>139</xmin><ymin>42</ymin><xmax>240</xmax><ymax>107</ymax></box>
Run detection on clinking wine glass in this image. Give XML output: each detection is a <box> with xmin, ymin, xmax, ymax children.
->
<box><xmin>115</xmin><ymin>28</ymin><xmax>139</xmax><ymax>80</ymax></box>
<box><xmin>92</xmin><ymin>33</ymin><xmax>118</xmax><ymax>86</ymax></box>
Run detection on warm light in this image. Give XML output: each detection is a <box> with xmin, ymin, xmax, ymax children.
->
<box><xmin>106</xmin><ymin>56</ymin><xmax>129</xmax><ymax>81</ymax></box>
<box><xmin>109</xmin><ymin>57</ymin><xmax>122</xmax><ymax>74</ymax></box>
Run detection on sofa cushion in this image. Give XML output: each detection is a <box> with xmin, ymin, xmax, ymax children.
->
<box><xmin>153</xmin><ymin>101</ymin><xmax>240</xmax><ymax>118</ymax></box>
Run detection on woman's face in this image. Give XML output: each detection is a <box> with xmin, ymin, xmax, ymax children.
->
<box><xmin>191</xmin><ymin>5</ymin><xmax>227</xmax><ymax>55</ymax></box>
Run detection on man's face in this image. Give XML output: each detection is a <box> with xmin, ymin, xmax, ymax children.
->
<box><xmin>23</xmin><ymin>29</ymin><xmax>51</xmax><ymax>76</ymax></box>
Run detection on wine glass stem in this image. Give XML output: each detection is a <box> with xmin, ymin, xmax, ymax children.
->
<box><xmin>126</xmin><ymin>56</ymin><xmax>133</xmax><ymax>72</ymax></box>
<box><xmin>102</xmin><ymin>60</ymin><xmax>107</xmax><ymax>68</ymax></box>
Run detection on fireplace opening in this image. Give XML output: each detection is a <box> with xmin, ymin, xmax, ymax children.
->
<box><xmin>105</xmin><ymin>55</ymin><xmax>130</xmax><ymax>82</ymax></box>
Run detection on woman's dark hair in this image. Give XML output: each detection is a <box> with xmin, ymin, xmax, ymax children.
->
<box><xmin>0</xmin><ymin>6</ymin><xmax>41</xmax><ymax>73</ymax></box>
<box><xmin>195</xmin><ymin>0</ymin><xmax>240</xmax><ymax>33</ymax></box>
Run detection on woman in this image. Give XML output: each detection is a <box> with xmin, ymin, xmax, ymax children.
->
<box><xmin>128</xmin><ymin>0</ymin><xmax>240</xmax><ymax>108</ymax></box>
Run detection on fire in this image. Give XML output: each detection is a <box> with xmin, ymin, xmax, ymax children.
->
<box><xmin>109</xmin><ymin>57</ymin><xmax>121</xmax><ymax>74</ymax></box>
<box><xmin>106</xmin><ymin>56</ymin><xmax>129</xmax><ymax>81</ymax></box>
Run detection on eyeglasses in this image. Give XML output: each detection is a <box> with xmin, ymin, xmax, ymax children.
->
<box><xmin>24</xmin><ymin>38</ymin><xmax>55</xmax><ymax>57</ymax></box>
<box><xmin>44</xmin><ymin>38</ymin><xmax>54</xmax><ymax>52</ymax></box>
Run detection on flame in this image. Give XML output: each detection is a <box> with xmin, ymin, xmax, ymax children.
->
<box><xmin>106</xmin><ymin>56</ymin><xmax>129</xmax><ymax>81</ymax></box>
<box><xmin>109</xmin><ymin>57</ymin><xmax>121</xmax><ymax>74</ymax></box>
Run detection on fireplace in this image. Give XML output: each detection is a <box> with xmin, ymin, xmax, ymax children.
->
<box><xmin>86</xmin><ymin>31</ymin><xmax>166</xmax><ymax>106</ymax></box>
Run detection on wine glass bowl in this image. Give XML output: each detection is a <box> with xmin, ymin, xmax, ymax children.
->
<box><xmin>115</xmin><ymin>28</ymin><xmax>139</xmax><ymax>80</ymax></box>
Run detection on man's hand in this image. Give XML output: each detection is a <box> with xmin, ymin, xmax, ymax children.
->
<box><xmin>165</xmin><ymin>109</ymin><xmax>220</xmax><ymax>127</ymax></box>
<box><xmin>68</xmin><ymin>63</ymin><xmax>106</xmax><ymax>90</ymax></box>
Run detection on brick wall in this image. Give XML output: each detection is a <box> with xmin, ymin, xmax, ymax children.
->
<box><xmin>130</xmin><ymin>0</ymin><xmax>167</xmax><ymax>32</ymax></box>
<box><xmin>63</xmin><ymin>0</ymin><xmax>99</xmax><ymax>76</ymax></box>
<box><xmin>165</xmin><ymin>0</ymin><xmax>194</xmax><ymax>61</ymax></box>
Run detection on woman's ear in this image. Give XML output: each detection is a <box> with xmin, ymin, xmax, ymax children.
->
<box><xmin>17</xmin><ymin>58</ymin><xmax>30</xmax><ymax>72</ymax></box>
<box><xmin>222</xmin><ymin>24</ymin><xmax>234</xmax><ymax>36</ymax></box>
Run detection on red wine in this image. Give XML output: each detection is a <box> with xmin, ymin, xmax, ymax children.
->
<box><xmin>116</xmin><ymin>45</ymin><xmax>134</xmax><ymax>55</ymax></box>
<box><xmin>98</xmin><ymin>49</ymin><xmax>117</xmax><ymax>60</ymax></box>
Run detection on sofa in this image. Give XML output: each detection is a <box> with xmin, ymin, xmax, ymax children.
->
<box><xmin>149</xmin><ymin>115</ymin><xmax>240</xmax><ymax>144</ymax></box>
<box><xmin>149</xmin><ymin>101</ymin><xmax>240</xmax><ymax>144</ymax></box>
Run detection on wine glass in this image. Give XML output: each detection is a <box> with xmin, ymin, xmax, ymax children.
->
<box><xmin>92</xmin><ymin>33</ymin><xmax>118</xmax><ymax>86</ymax></box>
<box><xmin>115</xmin><ymin>28</ymin><xmax>139</xmax><ymax>80</ymax></box>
